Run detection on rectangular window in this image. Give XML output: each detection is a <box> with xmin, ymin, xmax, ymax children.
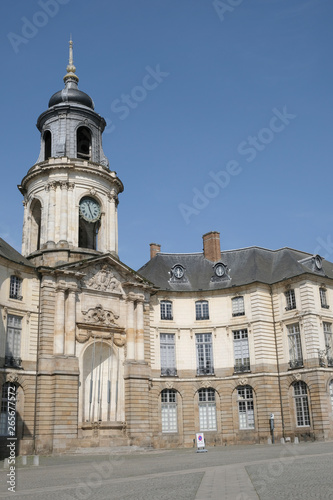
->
<box><xmin>237</xmin><ymin>386</ymin><xmax>255</xmax><ymax>429</ymax></box>
<box><xmin>287</xmin><ymin>323</ymin><xmax>303</xmax><ymax>369</ymax></box>
<box><xmin>195</xmin><ymin>301</ymin><xmax>209</xmax><ymax>320</ymax></box>
<box><xmin>198</xmin><ymin>389</ymin><xmax>217</xmax><ymax>431</ymax></box>
<box><xmin>324</xmin><ymin>322</ymin><xmax>333</xmax><ymax>367</ymax></box>
<box><xmin>0</xmin><ymin>384</ymin><xmax>16</xmax><ymax>436</ymax></box>
<box><xmin>285</xmin><ymin>289</ymin><xmax>296</xmax><ymax>310</ymax></box>
<box><xmin>5</xmin><ymin>315</ymin><xmax>22</xmax><ymax>367</ymax></box>
<box><xmin>196</xmin><ymin>333</ymin><xmax>214</xmax><ymax>375</ymax></box>
<box><xmin>232</xmin><ymin>296</ymin><xmax>245</xmax><ymax>317</ymax></box>
<box><xmin>160</xmin><ymin>301</ymin><xmax>173</xmax><ymax>320</ymax></box>
<box><xmin>294</xmin><ymin>382</ymin><xmax>310</xmax><ymax>426</ymax></box>
<box><xmin>320</xmin><ymin>288</ymin><xmax>329</xmax><ymax>309</ymax></box>
<box><xmin>161</xmin><ymin>390</ymin><xmax>177</xmax><ymax>433</ymax></box>
<box><xmin>233</xmin><ymin>329</ymin><xmax>250</xmax><ymax>372</ymax></box>
<box><xmin>160</xmin><ymin>334</ymin><xmax>177</xmax><ymax>376</ymax></box>
<box><xmin>9</xmin><ymin>276</ymin><xmax>22</xmax><ymax>300</ymax></box>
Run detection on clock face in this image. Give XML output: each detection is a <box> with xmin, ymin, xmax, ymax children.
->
<box><xmin>215</xmin><ymin>264</ymin><xmax>225</xmax><ymax>277</ymax></box>
<box><xmin>173</xmin><ymin>266</ymin><xmax>184</xmax><ymax>279</ymax></box>
<box><xmin>79</xmin><ymin>197</ymin><xmax>101</xmax><ymax>222</ymax></box>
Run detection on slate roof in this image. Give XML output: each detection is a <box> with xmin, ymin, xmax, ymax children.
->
<box><xmin>0</xmin><ymin>238</ymin><xmax>34</xmax><ymax>268</ymax></box>
<box><xmin>138</xmin><ymin>247</ymin><xmax>333</xmax><ymax>292</ymax></box>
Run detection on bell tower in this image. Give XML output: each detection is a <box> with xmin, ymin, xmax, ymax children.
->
<box><xmin>19</xmin><ymin>39</ymin><xmax>123</xmax><ymax>266</ymax></box>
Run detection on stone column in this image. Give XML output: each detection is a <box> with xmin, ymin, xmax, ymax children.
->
<box><xmin>21</xmin><ymin>199</ymin><xmax>28</xmax><ymax>255</ymax></box>
<box><xmin>126</xmin><ymin>297</ymin><xmax>135</xmax><ymax>360</ymax></box>
<box><xmin>135</xmin><ymin>297</ymin><xmax>145</xmax><ymax>361</ymax></box>
<box><xmin>65</xmin><ymin>289</ymin><xmax>76</xmax><ymax>356</ymax></box>
<box><xmin>47</xmin><ymin>182</ymin><xmax>56</xmax><ymax>244</ymax></box>
<box><xmin>67</xmin><ymin>182</ymin><xmax>74</xmax><ymax>246</ymax></box>
<box><xmin>59</xmin><ymin>181</ymin><xmax>68</xmax><ymax>243</ymax></box>
<box><xmin>108</xmin><ymin>192</ymin><xmax>117</xmax><ymax>254</ymax></box>
<box><xmin>54</xmin><ymin>287</ymin><xmax>66</xmax><ymax>355</ymax></box>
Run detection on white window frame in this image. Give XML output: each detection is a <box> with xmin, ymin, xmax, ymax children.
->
<box><xmin>195</xmin><ymin>300</ymin><xmax>209</xmax><ymax>320</ymax></box>
<box><xmin>285</xmin><ymin>289</ymin><xmax>296</xmax><ymax>310</ymax></box>
<box><xmin>287</xmin><ymin>323</ymin><xmax>303</xmax><ymax>369</ymax></box>
<box><xmin>320</xmin><ymin>288</ymin><xmax>329</xmax><ymax>309</ymax></box>
<box><xmin>237</xmin><ymin>386</ymin><xmax>255</xmax><ymax>429</ymax></box>
<box><xmin>6</xmin><ymin>315</ymin><xmax>22</xmax><ymax>366</ymax></box>
<box><xmin>9</xmin><ymin>276</ymin><xmax>22</xmax><ymax>301</ymax></box>
<box><xmin>0</xmin><ymin>383</ymin><xmax>16</xmax><ymax>436</ymax></box>
<box><xmin>324</xmin><ymin>322</ymin><xmax>333</xmax><ymax>366</ymax></box>
<box><xmin>161</xmin><ymin>389</ymin><xmax>178</xmax><ymax>433</ymax></box>
<box><xmin>196</xmin><ymin>333</ymin><xmax>214</xmax><ymax>375</ymax></box>
<box><xmin>232</xmin><ymin>296</ymin><xmax>245</xmax><ymax>317</ymax></box>
<box><xmin>293</xmin><ymin>381</ymin><xmax>310</xmax><ymax>427</ymax></box>
<box><xmin>233</xmin><ymin>329</ymin><xmax>250</xmax><ymax>372</ymax></box>
<box><xmin>160</xmin><ymin>334</ymin><xmax>177</xmax><ymax>376</ymax></box>
<box><xmin>160</xmin><ymin>300</ymin><xmax>173</xmax><ymax>320</ymax></box>
<box><xmin>198</xmin><ymin>388</ymin><xmax>217</xmax><ymax>431</ymax></box>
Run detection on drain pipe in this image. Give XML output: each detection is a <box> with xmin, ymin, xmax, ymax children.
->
<box><xmin>270</xmin><ymin>285</ymin><xmax>285</xmax><ymax>440</ymax></box>
<box><xmin>33</xmin><ymin>274</ymin><xmax>42</xmax><ymax>456</ymax></box>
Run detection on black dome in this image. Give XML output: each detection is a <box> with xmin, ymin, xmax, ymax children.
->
<box><xmin>48</xmin><ymin>88</ymin><xmax>94</xmax><ymax>109</ymax></box>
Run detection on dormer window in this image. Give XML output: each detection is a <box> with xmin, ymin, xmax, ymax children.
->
<box><xmin>173</xmin><ymin>265</ymin><xmax>184</xmax><ymax>279</ymax></box>
<box><xmin>77</xmin><ymin>126</ymin><xmax>91</xmax><ymax>159</ymax></box>
<box><xmin>214</xmin><ymin>263</ymin><xmax>225</xmax><ymax>277</ymax></box>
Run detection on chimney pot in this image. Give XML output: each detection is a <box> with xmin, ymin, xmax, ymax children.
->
<box><xmin>202</xmin><ymin>231</ymin><xmax>221</xmax><ymax>262</ymax></box>
<box><xmin>150</xmin><ymin>243</ymin><xmax>161</xmax><ymax>260</ymax></box>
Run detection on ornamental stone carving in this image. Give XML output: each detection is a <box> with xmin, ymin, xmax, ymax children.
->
<box><xmin>75</xmin><ymin>329</ymin><xmax>125</xmax><ymax>345</ymax></box>
<box><xmin>83</xmin><ymin>265</ymin><xmax>123</xmax><ymax>293</ymax></box>
<box><xmin>239</xmin><ymin>378</ymin><xmax>248</xmax><ymax>386</ymax></box>
<box><xmin>200</xmin><ymin>380</ymin><xmax>211</xmax><ymax>388</ymax></box>
<box><xmin>6</xmin><ymin>373</ymin><xmax>19</xmax><ymax>383</ymax></box>
<box><xmin>292</xmin><ymin>372</ymin><xmax>302</xmax><ymax>382</ymax></box>
<box><xmin>82</xmin><ymin>304</ymin><xmax>119</xmax><ymax>326</ymax></box>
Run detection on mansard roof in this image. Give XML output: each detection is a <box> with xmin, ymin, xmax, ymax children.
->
<box><xmin>138</xmin><ymin>246</ymin><xmax>333</xmax><ymax>292</ymax></box>
<box><xmin>0</xmin><ymin>238</ymin><xmax>35</xmax><ymax>268</ymax></box>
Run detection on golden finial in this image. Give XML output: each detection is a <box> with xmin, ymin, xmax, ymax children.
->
<box><xmin>64</xmin><ymin>36</ymin><xmax>79</xmax><ymax>84</ymax></box>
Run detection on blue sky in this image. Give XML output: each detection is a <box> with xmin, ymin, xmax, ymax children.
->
<box><xmin>1</xmin><ymin>0</ymin><xmax>333</xmax><ymax>270</ymax></box>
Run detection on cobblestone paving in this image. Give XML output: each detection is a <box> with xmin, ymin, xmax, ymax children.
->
<box><xmin>246</xmin><ymin>454</ymin><xmax>333</xmax><ymax>500</ymax></box>
<box><xmin>0</xmin><ymin>442</ymin><xmax>332</xmax><ymax>500</ymax></box>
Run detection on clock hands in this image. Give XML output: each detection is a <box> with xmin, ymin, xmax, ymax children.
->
<box><xmin>88</xmin><ymin>203</ymin><xmax>94</xmax><ymax>218</ymax></box>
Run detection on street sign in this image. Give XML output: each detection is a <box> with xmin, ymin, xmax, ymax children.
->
<box><xmin>195</xmin><ymin>433</ymin><xmax>207</xmax><ymax>452</ymax></box>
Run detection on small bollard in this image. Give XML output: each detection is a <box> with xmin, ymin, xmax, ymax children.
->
<box><xmin>280</xmin><ymin>438</ymin><xmax>285</xmax><ymax>444</ymax></box>
<box><xmin>3</xmin><ymin>458</ymin><xmax>9</xmax><ymax>469</ymax></box>
<box><xmin>294</xmin><ymin>437</ymin><xmax>299</xmax><ymax>444</ymax></box>
<box><xmin>267</xmin><ymin>437</ymin><xmax>272</xmax><ymax>445</ymax></box>
<box><xmin>21</xmin><ymin>456</ymin><xmax>27</xmax><ymax>466</ymax></box>
<box><xmin>33</xmin><ymin>455</ymin><xmax>39</xmax><ymax>466</ymax></box>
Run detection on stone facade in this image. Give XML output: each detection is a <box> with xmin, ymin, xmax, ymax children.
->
<box><xmin>0</xmin><ymin>43</ymin><xmax>332</xmax><ymax>456</ymax></box>
<box><xmin>140</xmin><ymin>241</ymin><xmax>333</xmax><ymax>447</ymax></box>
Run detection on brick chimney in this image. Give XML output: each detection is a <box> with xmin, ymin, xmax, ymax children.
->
<box><xmin>150</xmin><ymin>243</ymin><xmax>161</xmax><ymax>260</ymax></box>
<box><xmin>202</xmin><ymin>231</ymin><xmax>221</xmax><ymax>262</ymax></box>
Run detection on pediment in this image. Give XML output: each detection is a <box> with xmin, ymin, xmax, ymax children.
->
<box><xmin>82</xmin><ymin>263</ymin><xmax>125</xmax><ymax>294</ymax></box>
<box><xmin>55</xmin><ymin>253</ymin><xmax>152</xmax><ymax>293</ymax></box>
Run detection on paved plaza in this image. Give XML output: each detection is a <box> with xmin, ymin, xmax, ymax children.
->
<box><xmin>0</xmin><ymin>441</ymin><xmax>332</xmax><ymax>499</ymax></box>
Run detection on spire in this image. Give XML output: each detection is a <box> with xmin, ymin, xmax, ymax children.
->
<box><xmin>63</xmin><ymin>36</ymin><xmax>79</xmax><ymax>85</ymax></box>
